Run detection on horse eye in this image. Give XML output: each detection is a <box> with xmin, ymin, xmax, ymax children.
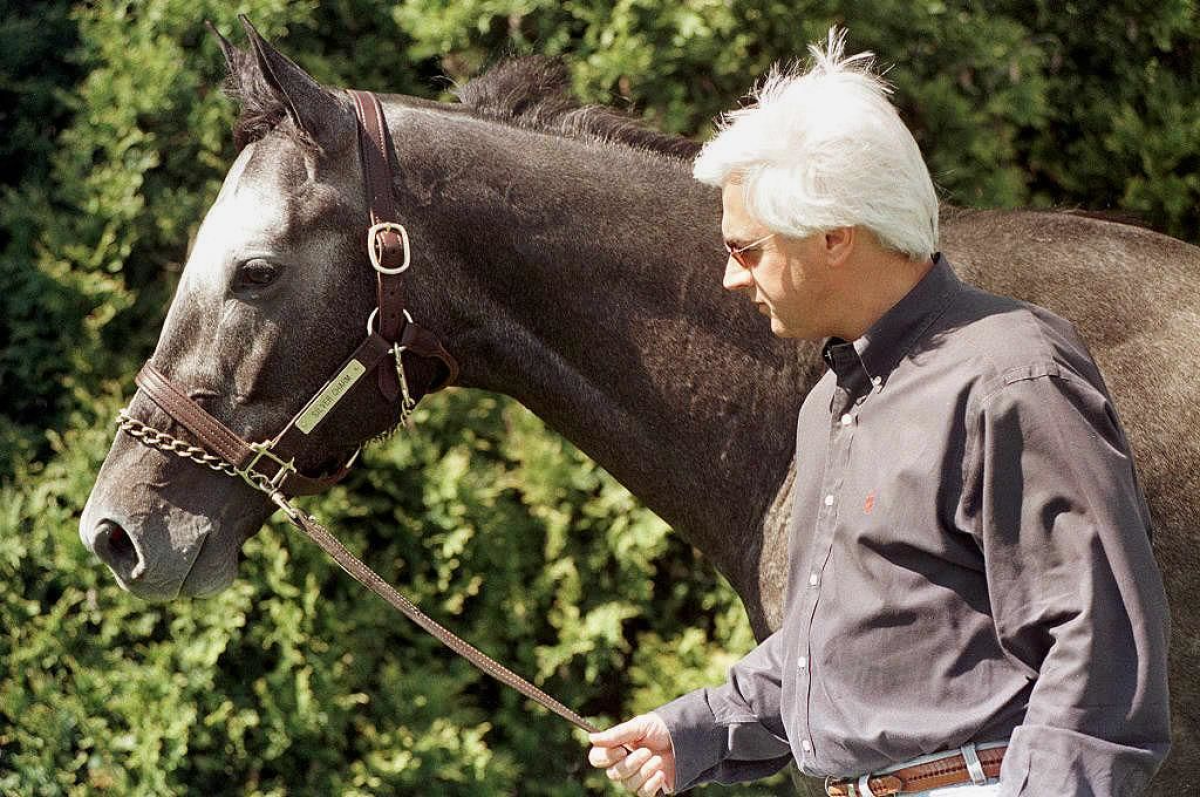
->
<box><xmin>237</xmin><ymin>259</ymin><xmax>280</xmax><ymax>289</ymax></box>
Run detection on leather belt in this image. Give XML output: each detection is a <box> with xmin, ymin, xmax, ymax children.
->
<box><xmin>825</xmin><ymin>743</ymin><xmax>1006</xmax><ymax>796</ymax></box>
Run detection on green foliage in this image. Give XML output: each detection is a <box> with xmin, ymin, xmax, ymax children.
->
<box><xmin>1</xmin><ymin>388</ymin><xmax>768</xmax><ymax>795</ymax></box>
<box><xmin>1</xmin><ymin>0</ymin><xmax>1196</xmax><ymax>793</ymax></box>
<box><xmin>393</xmin><ymin>0</ymin><xmax>1199</xmax><ymax>237</ymax></box>
<box><xmin>0</xmin><ymin>0</ymin><xmax>81</xmax><ymax>189</ymax></box>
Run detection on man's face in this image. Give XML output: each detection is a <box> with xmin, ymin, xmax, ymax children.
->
<box><xmin>720</xmin><ymin>182</ymin><xmax>833</xmax><ymax>340</ymax></box>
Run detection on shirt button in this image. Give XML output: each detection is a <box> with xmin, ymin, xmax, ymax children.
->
<box><xmin>802</xmin><ymin>740</ymin><xmax>813</xmax><ymax>752</ymax></box>
<box><xmin>824</xmin><ymin>494</ymin><xmax>835</xmax><ymax>506</ymax></box>
<box><xmin>872</xmin><ymin>376</ymin><xmax>883</xmax><ymax>388</ymax></box>
<box><xmin>840</xmin><ymin>413</ymin><xmax>853</xmax><ymax>426</ymax></box>
<box><xmin>798</xmin><ymin>656</ymin><xmax>808</xmax><ymax>669</ymax></box>
<box><xmin>808</xmin><ymin>572</ymin><xmax>819</xmax><ymax>587</ymax></box>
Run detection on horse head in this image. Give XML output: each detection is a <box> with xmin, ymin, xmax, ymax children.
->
<box><xmin>79</xmin><ymin>18</ymin><xmax>782</xmax><ymax>609</ymax></box>
<box><xmin>79</xmin><ymin>19</ymin><xmax>454</xmax><ymax>599</ymax></box>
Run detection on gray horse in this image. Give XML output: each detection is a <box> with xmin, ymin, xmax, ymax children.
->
<box><xmin>81</xmin><ymin>22</ymin><xmax>1198</xmax><ymax>792</ymax></box>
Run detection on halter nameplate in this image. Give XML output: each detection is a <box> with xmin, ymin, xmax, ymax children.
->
<box><xmin>296</xmin><ymin>359</ymin><xmax>367</xmax><ymax>434</ymax></box>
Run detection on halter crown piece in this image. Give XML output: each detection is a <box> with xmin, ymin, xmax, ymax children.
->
<box><xmin>120</xmin><ymin>90</ymin><xmax>457</xmax><ymax>496</ymax></box>
<box><xmin>115</xmin><ymin>91</ymin><xmax>610</xmax><ymax>740</ymax></box>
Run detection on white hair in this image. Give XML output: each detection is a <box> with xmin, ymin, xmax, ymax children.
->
<box><xmin>693</xmin><ymin>28</ymin><xmax>938</xmax><ymax>260</ymax></box>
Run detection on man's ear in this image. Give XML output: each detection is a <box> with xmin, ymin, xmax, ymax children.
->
<box><xmin>824</xmin><ymin>226</ymin><xmax>856</xmax><ymax>268</ymax></box>
<box><xmin>238</xmin><ymin>15</ymin><xmax>353</xmax><ymax>153</ymax></box>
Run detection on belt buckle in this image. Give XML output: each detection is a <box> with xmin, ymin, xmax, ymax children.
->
<box><xmin>825</xmin><ymin>775</ymin><xmax>856</xmax><ymax>797</ymax></box>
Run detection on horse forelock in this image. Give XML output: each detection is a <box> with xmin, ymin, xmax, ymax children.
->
<box><xmin>455</xmin><ymin>56</ymin><xmax>702</xmax><ymax>161</ymax></box>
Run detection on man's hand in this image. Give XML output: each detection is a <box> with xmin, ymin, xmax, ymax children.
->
<box><xmin>588</xmin><ymin>713</ymin><xmax>677</xmax><ymax>796</ymax></box>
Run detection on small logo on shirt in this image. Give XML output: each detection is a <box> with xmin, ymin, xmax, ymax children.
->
<box><xmin>863</xmin><ymin>492</ymin><xmax>876</xmax><ymax>514</ymax></box>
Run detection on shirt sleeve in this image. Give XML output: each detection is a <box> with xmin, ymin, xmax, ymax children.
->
<box><xmin>964</xmin><ymin>370</ymin><xmax>1171</xmax><ymax>796</ymax></box>
<box><xmin>653</xmin><ymin>629</ymin><xmax>794</xmax><ymax>792</ymax></box>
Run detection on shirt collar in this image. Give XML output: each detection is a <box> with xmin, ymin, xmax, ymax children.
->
<box><xmin>821</xmin><ymin>253</ymin><xmax>962</xmax><ymax>389</ymax></box>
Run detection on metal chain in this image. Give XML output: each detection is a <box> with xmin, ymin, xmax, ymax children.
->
<box><xmin>116</xmin><ymin>343</ymin><xmax>418</xmax><ymax>491</ymax></box>
<box><xmin>116</xmin><ymin>410</ymin><xmax>279</xmax><ymax>494</ymax></box>
<box><xmin>116</xmin><ymin>410</ymin><xmax>240</xmax><ymax>478</ymax></box>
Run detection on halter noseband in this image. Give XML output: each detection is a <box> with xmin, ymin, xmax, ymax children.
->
<box><xmin>117</xmin><ymin>90</ymin><xmax>459</xmax><ymax>498</ymax></box>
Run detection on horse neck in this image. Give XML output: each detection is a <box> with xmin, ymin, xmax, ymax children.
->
<box><xmin>392</xmin><ymin>105</ymin><xmax>818</xmax><ymax>588</ymax></box>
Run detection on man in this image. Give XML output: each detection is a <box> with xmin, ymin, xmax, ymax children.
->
<box><xmin>586</xmin><ymin>28</ymin><xmax>1171</xmax><ymax>797</ymax></box>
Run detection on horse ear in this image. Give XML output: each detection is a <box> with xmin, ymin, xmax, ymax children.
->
<box><xmin>237</xmin><ymin>15</ymin><xmax>352</xmax><ymax>152</ymax></box>
<box><xmin>205</xmin><ymin>20</ymin><xmax>243</xmax><ymax>81</ymax></box>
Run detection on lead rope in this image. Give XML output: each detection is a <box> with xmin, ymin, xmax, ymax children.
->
<box><xmin>268</xmin><ymin>491</ymin><xmax>607</xmax><ymax>736</ymax></box>
<box><xmin>116</xmin><ymin>408</ymin><xmax>624</xmax><ymax>745</ymax></box>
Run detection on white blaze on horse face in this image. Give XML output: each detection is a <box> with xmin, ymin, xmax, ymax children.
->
<box><xmin>178</xmin><ymin>142</ymin><xmax>287</xmax><ymax>299</ymax></box>
<box><xmin>155</xmin><ymin>141</ymin><xmax>295</xmax><ymax>389</ymax></box>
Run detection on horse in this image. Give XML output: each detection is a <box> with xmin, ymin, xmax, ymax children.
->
<box><xmin>80</xmin><ymin>21</ymin><xmax>1199</xmax><ymax>791</ymax></box>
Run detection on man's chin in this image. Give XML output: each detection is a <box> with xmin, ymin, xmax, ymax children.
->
<box><xmin>768</xmin><ymin>316</ymin><xmax>798</xmax><ymax>339</ymax></box>
<box><xmin>765</xmin><ymin>314</ymin><xmax>823</xmax><ymax>341</ymax></box>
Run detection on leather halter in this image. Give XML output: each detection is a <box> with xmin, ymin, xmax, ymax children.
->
<box><xmin>127</xmin><ymin>90</ymin><xmax>458</xmax><ymax>498</ymax></box>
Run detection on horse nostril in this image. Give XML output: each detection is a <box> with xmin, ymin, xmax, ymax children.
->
<box><xmin>93</xmin><ymin>519</ymin><xmax>143</xmax><ymax>580</ymax></box>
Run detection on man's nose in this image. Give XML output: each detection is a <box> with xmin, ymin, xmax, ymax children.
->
<box><xmin>722</xmin><ymin>257</ymin><xmax>754</xmax><ymax>292</ymax></box>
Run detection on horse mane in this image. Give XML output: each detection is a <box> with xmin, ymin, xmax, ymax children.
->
<box><xmin>454</xmin><ymin>57</ymin><xmax>701</xmax><ymax>160</ymax></box>
<box><xmin>226</xmin><ymin>52</ymin><xmax>700</xmax><ymax>160</ymax></box>
<box><xmin>1059</xmin><ymin>208</ymin><xmax>1154</xmax><ymax>231</ymax></box>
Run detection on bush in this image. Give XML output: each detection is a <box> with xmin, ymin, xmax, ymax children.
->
<box><xmin>1</xmin><ymin>387</ymin><xmax>768</xmax><ymax>795</ymax></box>
<box><xmin>2</xmin><ymin>1</ymin><xmax>1195</xmax><ymax>793</ymax></box>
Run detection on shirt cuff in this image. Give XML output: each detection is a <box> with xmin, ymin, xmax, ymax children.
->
<box><xmin>654</xmin><ymin>691</ymin><xmax>728</xmax><ymax>793</ymax></box>
<box><xmin>998</xmin><ymin>723</ymin><xmax>1169</xmax><ymax>797</ymax></box>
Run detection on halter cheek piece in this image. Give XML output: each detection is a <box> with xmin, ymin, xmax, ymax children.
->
<box><xmin>118</xmin><ymin>90</ymin><xmax>459</xmax><ymax>498</ymax></box>
<box><xmin>113</xmin><ymin>92</ymin><xmax>613</xmax><ymax>743</ymax></box>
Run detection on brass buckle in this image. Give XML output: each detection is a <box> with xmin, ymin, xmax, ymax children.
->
<box><xmin>239</xmin><ymin>442</ymin><xmax>297</xmax><ymax>493</ymax></box>
<box><xmin>367</xmin><ymin>222</ymin><xmax>411</xmax><ymax>275</ymax></box>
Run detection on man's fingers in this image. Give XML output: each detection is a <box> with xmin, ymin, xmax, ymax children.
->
<box><xmin>607</xmin><ymin>746</ymin><xmax>651</xmax><ymax>781</ymax></box>
<box><xmin>639</xmin><ymin>770</ymin><xmax>668</xmax><ymax>797</ymax></box>
<box><xmin>586</xmin><ymin>714</ymin><xmax>674</xmax><ymax>793</ymax></box>
<box><xmin>588</xmin><ymin>743</ymin><xmax>628</xmax><ymax>768</ymax></box>
<box><xmin>621</xmin><ymin>754</ymin><xmax>663</xmax><ymax>794</ymax></box>
<box><xmin>590</xmin><ymin>715</ymin><xmax>652</xmax><ymax>748</ymax></box>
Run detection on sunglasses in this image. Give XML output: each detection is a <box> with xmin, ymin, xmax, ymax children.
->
<box><xmin>724</xmin><ymin>233</ymin><xmax>775</xmax><ymax>269</ymax></box>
